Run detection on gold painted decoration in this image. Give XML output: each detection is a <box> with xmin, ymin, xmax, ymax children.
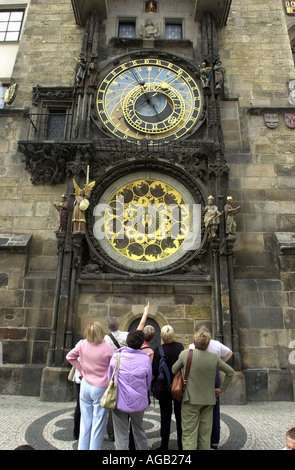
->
<box><xmin>4</xmin><ymin>83</ymin><xmax>18</xmax><ymax>105</ymax></box>
<box><xmin>72</xmin><ymin>176</ymin><xmax>95</xmax><ymax>233</ymax></box>
<box><xmin>96</xmin><ymin>58</ymin><xmax>203</xmax><ymax>143</ymax></box>
<box><xmin>283</xmin><ymin>0</ymin><xmax>295</xmax><ymax>15</ymax></box>
<box><xmin>103</xmin><ymin>179</ymin><xmax>190</xmax><ymax>262</ymax></box>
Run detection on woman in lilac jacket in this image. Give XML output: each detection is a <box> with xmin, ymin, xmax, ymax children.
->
<box><xmin>109</xmin><ymin>329</ymin><xmax>152</xmax><ymax>450</ymax></box>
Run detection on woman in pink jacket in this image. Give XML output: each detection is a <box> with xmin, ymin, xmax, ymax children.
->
<box><xmin>109</xmin><ymin>329</ymin><xmax>152</xmax><ymax>450</ymax></box>
<box><xmin>66</xmin><ymin>322</ymin><xmax>114</xmax><ymax>450</ymax></box>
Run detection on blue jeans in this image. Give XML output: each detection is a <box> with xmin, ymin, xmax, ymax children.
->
<box><xmin>78</xmin><ymin>378</ymin><xmax>109</xmax><ymax>450</ymax></box>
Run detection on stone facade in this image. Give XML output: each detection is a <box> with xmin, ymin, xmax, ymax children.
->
<box><xmin>0</xmin><ymin>0</ymin><xmax>294</xmax><ymax>401</ymax></box>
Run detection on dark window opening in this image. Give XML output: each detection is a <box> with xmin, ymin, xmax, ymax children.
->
<box><xmin>165</xmin><ymin>21</ymin><xmax>182</xmax><ymax>40</ymax></box>
<box><xmin>118</xmin><ymin>20</ymin><xmax>136</xmax><ymax>38</ymax></box>
<box><xmin>46</xmin><ymin>110</ymin><xmax>67</xmax><ymax>139</ymax></box>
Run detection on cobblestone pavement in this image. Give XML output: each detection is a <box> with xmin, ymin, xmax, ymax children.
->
<box><xmin>0</xmin><ymin>394</ymin><xmax>295</xmax><ymax>451</ymax></box>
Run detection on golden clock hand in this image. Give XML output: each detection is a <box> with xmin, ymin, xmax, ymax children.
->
<box><xmin>131</xmin><ymin>68</ymin><xmax>145</xmax><ymax>86</ymax></box>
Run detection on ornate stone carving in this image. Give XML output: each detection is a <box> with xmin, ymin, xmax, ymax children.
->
<box><xmin>208</xmin><ymin>160</ymin><xmax>229</xmax><ymax>177</ymax></box>
<box><xmin>139</xmin><ymin>19</ymin><xmax>160</xmax><ymax>38</ymax></box>
<box><xmin>32</xmin><ymin>86</ymin><xmax>74</xmax><ymax>105</ymax></box>
<box><xmin>18</xmin><ymin>142</ymin><xmax>76</xmax><ymax>185</ymax></box>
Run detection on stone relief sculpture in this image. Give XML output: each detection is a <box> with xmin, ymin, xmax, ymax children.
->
<box><xmin>214</xmin><ymin>60</ymin><xmax>225</xmax><ymax>93</ymax></box>
<box><xmin>74</xmin><ymin>54</ymin><xmax>87</xmax><ymax>87</ymax></box>
<box><xmin>224</xmin><ymin>196</ymin><xmax>241</xmax><ymax>237</ymax></box>
<box><xmin>86</xmin><ymin>56</ymin><xmax>100</xmax><ymax>88</ymax></box>
<box><xmin>288</xmin><ymin>79</ymin><xmax>295</xmax><ymax>105</ymax></box>
<box><xmin>54</xmin><ymin>194</ymin><xmax>69</xmax><ymax>232</ymax></box>
<box><xmin>204</xmin><ymin>195</ymin><xmax>221</xmax><ymax>238</ymax></box>
<box><xmin>140</xmin><ymin>19</ymin><xmax>160</xmax><ymax>39</ymax></box>
<box><xmin>200</xmin><ymin>60</ymin><xmax>212</xmax><ymax>88</ymax></box>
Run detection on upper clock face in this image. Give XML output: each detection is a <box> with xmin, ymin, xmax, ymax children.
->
<box><xmin>96</xmin><ymin>58</ymin><xmax>203</xmax><ymax>143</ymax></box>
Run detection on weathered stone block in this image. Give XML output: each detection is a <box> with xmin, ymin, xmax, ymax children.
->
<box><xmin>269</xmin><ymin>370</ymin><xmax>294</xmax><ymax>401</ymax></box>
<box><xmin>0</xmin><ymin>272</ymin><xmax>8</xmax><ymax>287</ymax></box>
<box><xmin>0</xmin><ymin>328</ymin><xmax>27</xmax><ymax>340</ymax></box>
<box><xmin>0</xmin><ymin>365</ymin><xmax>22</xmax><ymax>394</ymax></box>
<box><xmin>1</xmin><ymin>340</ymin><xmax>29</xmax><ymax>364</ymax></box>
<box><xmin>239</xmin><ymin>328</ymin><xmax>261</xmax><ymax>348</ymax></box>
<box><xmin>284</xmin><ymin>308</ymin><xmax>295</xmax><ymax>329</ymax></box>
<box><xmin>32</xmin><ymin>341</ymin><xmax>49</xmax><ymax>365</ymax></box>
<box><xmin>243</xmin><ymin>369</ymin><xmax>270</xmax><ymax>401</ymax></box>
<box><xmin>40</xmin><ymin>366</ymin><xmax>74</xmax><ymax>401</ymax></box>
<box><xmin>280</xmin><ymin>273</ymin><xmax>295</xmax><ymax>291</ymax></box>
<box><xmin>20</xmin><ymin>365</ymin><xmax>43</xmax><ymax>396</ymax></box>
<box><xmin>237</xmin><ymin>306</ymin><xmax>284</xmax><ymax>329</ymax></box>
<box><xmin>263</xmin><ymin>291</ymin><xmax>282</xmax><ymax>307</ymax></box>
<box><xmin>185</xmin><ymin>305</ymin><xmax>211</xmax><ymax>319</ymax></box>
<box><xmin>220</xmin><ymin>371</ymin><xmax>247</xmax><ymax>405</ymax></box>
<box><xmin>0</xmin><ymin>307</ymin><xmax>25</xmax><ymax>327</ymax></box>
<box><xmin>158</xmin><ymin>305</ymin><xmax>185</xmax><ymax>318</ymax></box>
<box><xmin>174</xmin><ymin>294</ymin><xmax>194</xmax><ymax>305</ymax></box>
<box><xmin>241</xmin><ymin>346</ymin><xmax>279</xmax><ymax>369</ymax></box>
<box><xmin>168</xmin><ymin>318</ymin><xmax>194</xmax><ymax>334</ymax></box>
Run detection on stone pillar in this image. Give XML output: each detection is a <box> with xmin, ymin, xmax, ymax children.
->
<box><xmin>40</xmin><ymin>218</ymin><xmax>82</xmax><ymax>401</ymax></box>
<box><xmin>47</xmin><ymin>231</ymin><xmax>66</xmax><ymax>366</ymax></box>
<box><xmin>226</xmin><ymin>237</ymin><xmax>242</xmax><ymax>371</ymax></box>
<box><xmin>210</xmin><ymin>238</ymin><xmax>223</xmax><ymax>342</ymax></box>
<box><xmin>64</xmin><ymin>232</ymin><xmax>84</xmax><ymax>357</ymax></box>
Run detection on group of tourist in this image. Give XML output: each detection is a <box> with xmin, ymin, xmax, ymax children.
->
<box><xmin>66</xmin><ymin>304</ymin><xmax>235</xmax><ymax>451</ymax></box>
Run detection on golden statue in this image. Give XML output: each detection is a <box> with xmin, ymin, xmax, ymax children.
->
<box><xmin>72</xmin><ymin>167</ymin><xmax>95</xmax><ymax>233</ymax></box>
<box><xmin>146</xmin><ymin>1</ymin><xmax>156</xmax><ymax>13</ymax></box>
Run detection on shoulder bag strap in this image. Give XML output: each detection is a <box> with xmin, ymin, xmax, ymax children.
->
<box><xmin>108</xmin><ymin>333</ymin><xmax>121</xmax><ymax>349</ymax></box>
<box><xmin>110</xmin><ymin>352</ymin><xmax>121</xmax><ymax>382</ymax></box>
<box><xmin>183</xmin><ymin>349</ymin><xmax>193</xmax><ymax>388</ymax></box>
<box><xmin>158</xmin><ymin>344</ymin><xmax>164</xmax><ymax>358</ymax></box>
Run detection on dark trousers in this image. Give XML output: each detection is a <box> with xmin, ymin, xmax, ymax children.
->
<box><xmin>211</xmin><ymin>370</ymin><xmax>221</xmax><ymax>446</ymax></box>
<box><xmin>159</xmin><ymin>397</ymin><xmax>182</xmax><ymax>450</ymax></box>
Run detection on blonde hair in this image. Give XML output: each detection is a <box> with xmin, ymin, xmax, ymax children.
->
<box><xmin>161</xmin><ymin>325</ymin><xmax>175</xmax><ymax>344</ymax></box>
<box><xmin>194</xmin><ymin>329</ymin><xmax>211</xmax><ymax>350</ymax></box>
<box><xmin>143</xmin><ymin>325</ymin><xmax>155</xmax><ymax>341</ymax></box>
<box><xmin>84</xmin><ymin>322</ymin><xmax>105</xmax><ymax>344</ymax></box>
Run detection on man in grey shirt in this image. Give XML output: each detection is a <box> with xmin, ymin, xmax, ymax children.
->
<box><xmin>105</xmin><ymin>304</ymin><xmax>149</xmax><ymax>350</ymax></box>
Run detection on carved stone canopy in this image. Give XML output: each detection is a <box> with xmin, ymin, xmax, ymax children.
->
<box><xmin>71</xmin><ymin>0</ymin><xmax>107</xmax><ymax>26</ymax></box>
<box><xmin>194</xmin><ymin>0</ymin><xmax>232</xmax><ymax>28</ymax></box>
<box><xmin>71</xmin><ymin>0</ymin><xmax>232</xmax><ymax>28</ymax></box>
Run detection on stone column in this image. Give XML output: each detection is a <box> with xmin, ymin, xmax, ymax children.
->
<box><xmin>226</xmin><ymin>237</ymin><xmax>242</xmax><ymax>371</ymax></box>
<box><xmin>47</xmin><ymin>231</ymin><xmax>66</xmax><ymax>366</ymax></box>
<box><xmin>210</xmin><ymin>238</ymin><xmax>223</xmax><ymax>342</ymax></box>
<box><xmin>64</xmin><ymin>232</ymin><xmax>84</xmax><ymax>359</ymax></box>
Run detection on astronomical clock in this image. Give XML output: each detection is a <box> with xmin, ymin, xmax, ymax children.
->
<box><xmin>87</xmin><ymin>53</ymin><xmax>206</xmax><ymax>276</ymax></box>
<box><xmin>96</xmin><ymin>57</ymin><xmax>203</xmax><ymax>143</ymax></box>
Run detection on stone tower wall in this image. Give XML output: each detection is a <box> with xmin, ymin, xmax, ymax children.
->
<box><xmin>0</xmin><ymin>0</ymin><xmax>294</xmax><ymax>400</ymax></box>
